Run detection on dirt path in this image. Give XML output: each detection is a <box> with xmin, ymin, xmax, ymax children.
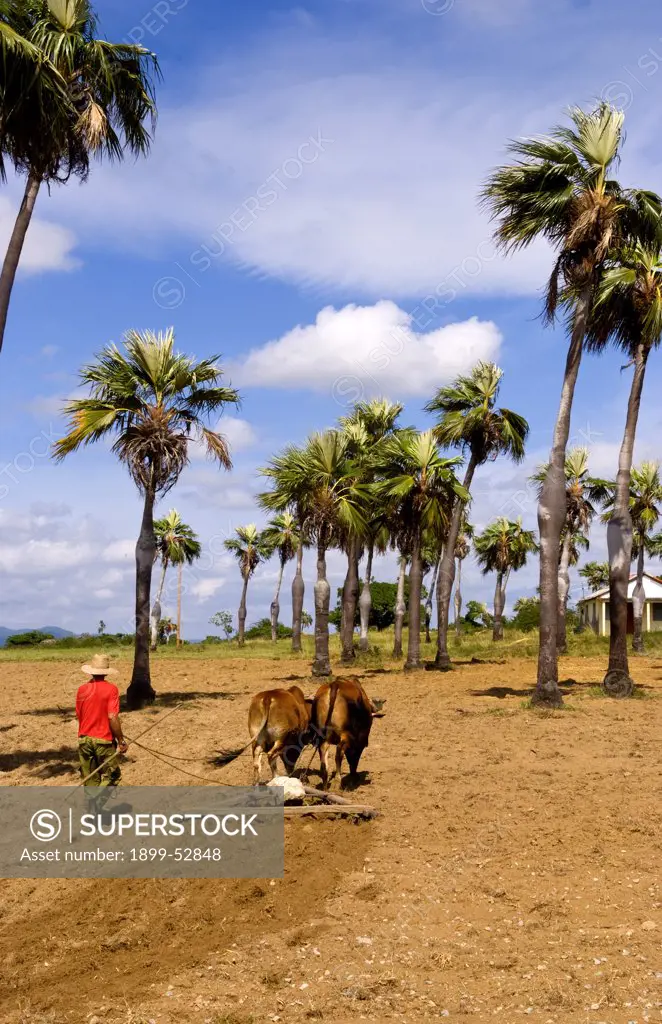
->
<box><xmin>1</xmin><ymin>654</ymin><xmax>662</xmax><ymax>1023</ymax></box>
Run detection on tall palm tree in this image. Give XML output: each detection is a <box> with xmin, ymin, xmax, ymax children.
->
<box><xmin>0</xmin><ymin>3</ymin><xmax>72</xmax><ymax>179</ymax></box>
<box><xmin>150</xmin><ymin>510</ymin><xmax>201</xmax><ymax>651</ymax></box>
<box><xmin>393</xmin><ymin>554</ymin><xmax>407</xmax><ymax>658</ymax></box>
<box><xmin>54</xmin><ymin>328</ymin><xmax>238</xmax><ymax>707</ymax></box>
<box><xmin>474</xmin><ymin>518</ymin><xmax>538</xmax><ymax>641</ymax></box>
<box><xmin>258</xmin><ymin>450</ymin><xmax>309</xmax><ymax>654</ymax></box>
<box><xmin>0</xmin><ymin>0</ymin><xmax>158</xmax><ymax>356</ymax></box>
<box><xmin>341</xmin><ymin>398</ymin><xmax>403</xmax><ymax>654</ymax></box>
<box><xmin>422</xmin><ymin>533</ymin><xmax>443</xmax><ymax>645</ymax></box>
<box><xmin>376</xmin><ymin>430</ymin><xmax>466</xmax><ymax>670</ymax></box>
<box><xmin>453</xmin><ymin>520</ymin><xmax>474</xmax><ymax>639</ymax></box>
<box><xmin>335</xmin><ymin>418</ymin><xmax>370</xmax><ymax>664</ymax></box>
<box><xmin>261</xmin><ymin>431</ymin><xmax>364</xmax><ymax>675</ymax></box>
<box><xmin>531</xmin><ymin>447</ymin><xmax>599</xmax><ymax>653</ymax></box>
<box><xmin>587</xmin><ymin>242</ymin><xmax>662</xmax><ymax>687</ymax></box>
<box><xmin>425</xmin><ymin>362</ymin><xmax>528</xmax><ymax>670</ymax></box>
<box><xmin>224</xmin><ymin>525</ymin><xmax>270</xmax><ymax>647</ymax></box>
<box><xmin>261</xmin><ymin>511</ymin><xmax>300</xmax><ymax>642</ymax></box>
<box><xmin>483</xmin><ymin>102</ymin><xmax>661</xmax><ymax>705</ymax></box>
<box><xmin>599</xmin><ymin>462</ymin><xmax>662</xmax><ymax>660</ymax></box>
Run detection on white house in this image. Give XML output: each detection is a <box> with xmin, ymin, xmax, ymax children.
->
<box><xmin>578</xmin><ymin>572</ymin><xmax>662</xmax><ymax>637</ymax></box>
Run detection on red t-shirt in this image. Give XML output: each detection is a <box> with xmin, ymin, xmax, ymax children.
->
<box><xmin>76</xmin><ymin>679</ymin><xmax>120</xmax><ymax>742</ymax></box>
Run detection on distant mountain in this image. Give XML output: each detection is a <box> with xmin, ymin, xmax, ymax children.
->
<box><xmin>0</xmin><ymin>625</ymin><xmax>74</xmax><ymax>646</ymax></box>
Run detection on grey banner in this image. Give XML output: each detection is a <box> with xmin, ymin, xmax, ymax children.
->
<box><xmin>0</xmin><ymin>786</ymin><xmax>284</xmax><ymax>878</ymax></box>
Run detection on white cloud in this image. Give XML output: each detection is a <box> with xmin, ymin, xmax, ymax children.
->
<box><xmin>232</xmin><ymin>301</ymin><xmax>501</xmax><ymax>396</ymax></box>
<box><xmin>25</xmin><ymin>394</ymin><xmax>68</xmax><ymax>418</ymax></box>
<box><xmin>40</xmin><ymin>345</ymin><xmax>60</xmax><ymax>357</ymax></box>
<box><xmin>0</xmin><ymin>196</ymin><xmax>78</xmax><ymax>274</ymax></box>
<box><xmin>190</xmin><ymin>416</ymin><xmax>257</xmax><ymax>460</ymax></box>
<box><xmin>219</xmin><ymin>416</ymin><xmax>258</xmax><ymax>453</ymax></box>
<box><xmin>190</xmin><ymin>576</ymin><xmax>228</xmax><ymax>601</ymax></box>
<box><xmin>44</xmin><ymin>56</ymin><xmax>558</xmax><ymax>299</ymax></box>
<box><xmin>23</xmin><ymin>6</ymin><xmax>662</xmax><ymax>302</ymax></box>
<box><xmin>102</xmin><ymin>540</ymin><xmax>135</xmax><ymax>563</ymax></box>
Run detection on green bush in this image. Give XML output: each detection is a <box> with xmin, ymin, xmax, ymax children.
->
<box><xmin>329</xmin><ymin>579</ymin><xmax>427</xmax><ymax>631</ymax></box>
<box><xmin>5</xmin><ymin>631</ymin><xmax>55</xmax><ymax>647</ymax></box>
<box><xmin>45</xmin><ymin>633</ymin><xmax>135</xmax><ymax>649</ymax></box>
<box><xmin>244</xmin><ymin>618</ymin><xmax>293</xmax><ymax>640</ymax></box>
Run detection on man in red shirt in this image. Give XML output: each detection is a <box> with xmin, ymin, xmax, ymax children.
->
<box><xmin>76</xmin><ymin>654</ymin><xmax>128</xmax><ymax>787</ymax></box>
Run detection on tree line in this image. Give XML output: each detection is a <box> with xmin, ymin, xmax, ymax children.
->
<box><xmin>1</xmin><ymin>13</ymin><xmax>662</xmax><ymax>706</ymax></box>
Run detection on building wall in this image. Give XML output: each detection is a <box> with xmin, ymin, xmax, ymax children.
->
<box><xmin>580</xmin><ymin>599</ymin><xmax>662</xmax><ymax>634</ymax></box>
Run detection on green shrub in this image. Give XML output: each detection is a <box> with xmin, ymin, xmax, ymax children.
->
<box><xmin>5</xmin><ymin>631</ymin><xmax>55</xmax><ymax>646</ymax></box>
<box><xmin>244</xmin><ymin>618</ymin><xmax>293</xmax><ymax>640</ymax></box>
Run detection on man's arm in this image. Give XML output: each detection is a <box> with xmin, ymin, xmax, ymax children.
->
<box><xmin>109</xmin><ymin>714</ymin><xmax>128</xmax><ymax>754</ymax></box>
<box><xmin>107</xmin><ymin>685</ymin><xmax>127</xmax><ymax>753</ymax></box>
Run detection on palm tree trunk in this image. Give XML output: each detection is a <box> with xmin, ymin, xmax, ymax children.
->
<box><xmin>434</xmin><ymin>455</ymin><xmax>478</xmax><ymax>669</ymax></box>
<box><xmin>393</xmin><ymin>555</ymin><xmax>407</xmax><ymax>657</ymax></box>
<box><xmin>534</xmin><ymin>284</ymin><xmax>592</xmax><ymax>707</ymax></box>
<box><xmin>492</xmin><ymin>571</ymin><xmax>505</xmax><ymax>641</ymax></box>
<box><xmin>176</xmin><ymin>561</ymin><xmax>183</xmax><ymax>647</ymax></box>
<box><xmin>605</xmin><ymin>344</ymin><xmax>649</xmax><ymax>691</ymax></box>
<box><xmin>454</xmin><ymin>557</ymin><xmax>463</xmax><ymax>639</ymax></box>
<box><xmin>632</xmin><ymin>542</ymin><xmax>646</xmax><ymax>654</ymax></box>
<box><xmin>358</xmin><ymin>543</ymin><xmax>374</xmax><ymax>652</ymax></box>
<box><xmin>340</xmin><ymin>537</ymin><xmax>360</xmax><ymax>664</ymax></box>
<box><xmin>405</xmin><ymin>533</ymin><xmax>423</xmax><ymax>670</ymax></box>
<box><xmin>127</xmin><ymin>488</ymin><xmax>157</xmax><ymax>709</ymax></box>
<box><xmin>291</xmin><ymin>541</ymin><xmax>305</xmax><ymax>652</ymax></box>
<box><xmin>271</xmin><ymin>559</ymin><xmax>285</xmax><ymax>642</ymax></box>
<box><xmin>312</xmin><ymin>539</ymin><xmax>331</xmax><ymax>676</ymax></box>
<box><xmin>0</xmin><ymin>172</ymin><xmax>41</xmax><ymax>356</ymax></box>
<box><xmin>425</xmin><ymin>558</ymin><xmax>440</xmax><ymax>644</ymax></box>
<box><xmin>149</xmin><ymin>559</ymin><xmax>168</xmax><ymax>651</ymax></box>
<box><xmin>237</xmin><ymin>574</ymin><xmax>249</xmax><ymax>647</ymax></box>
<box><xmin>557</xmin><ymin>532</ymin><xmax>573</xmax><ymax>655</ymax></box>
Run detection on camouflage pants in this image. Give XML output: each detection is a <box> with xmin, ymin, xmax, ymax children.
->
<box><xmin>78</xmin><ymin>736</ymin><xmax>121</xmax><ymax>787</ymax></box>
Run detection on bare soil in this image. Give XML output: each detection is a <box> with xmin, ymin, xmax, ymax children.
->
<box><xmin>1</xmin><ymin>654</ymin><xmax>662</xmax><ymax>1024</ymax></box>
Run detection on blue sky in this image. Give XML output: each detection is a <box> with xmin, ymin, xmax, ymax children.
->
<box><xmin>2</xmin><ymin>0</ymin><xmax>662</xmax><ymax>636</ymax></box>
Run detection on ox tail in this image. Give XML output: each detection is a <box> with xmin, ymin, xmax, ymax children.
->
<box><xmin>210</xmin><ymin>694</ymin><xmax>273</xmax><ymax>768</ymax></box>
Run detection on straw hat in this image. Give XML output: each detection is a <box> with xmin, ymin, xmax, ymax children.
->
<box><xmin>81</xmin><ymin>653</ymin><xmax>118</xmax><ymax>677</ymax></box>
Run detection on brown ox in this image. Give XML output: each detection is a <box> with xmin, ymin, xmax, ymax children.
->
<box><xmin>312</xmin><ymin>677</ymin><xmax>379</xmax><ymax>789</ymax></box>
<box><xmin>213</xmin><ymin>685</ymin><xmax>312</xmax><ymax>785</ymax></box>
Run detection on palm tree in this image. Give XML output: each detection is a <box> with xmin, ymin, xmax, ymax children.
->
<box><xmin>587</xmin><ymin>242</ymin><xmax>662</xmax><ymax>686</ymax></box>
<box><xmin>425</xmin><ymin>362</ymin><xmax>529</xmax><ymax>670</ymax></box>
<box><xmin>0</xmin><ymin>0</ymin><xmax>159</xmax><ymax>356</ymax></box>
<box><xmin>599</xmin><ymin>462</ymin><xmax>662</xmax><ymax>660</ymax></box>
<box><xmin>341</xmin><ymin>398</ymin><xmax>403</xmax><ymax>654</ymax></box>
<box><xmin>335</xmin><ymin>418</ymin><xmax>370</xmax><ymax>664</ymax></box>
<box><xmin>261</xmin><ymin>511</ymin><xmax>300</xmax><ymax>642</ymax></box>
<box><xmin>0</xmin><ymin>3</ymin><xmax>72</xmax><ymax>178</ymax></box>
<box><xmin>453</xmin><ymin>520</ymin><xmax>474</xmax><ymax>639</ymax></box>
<box><xmin>422</xmin><ymin>533</ymin><xmax>443</xmax><ymax>645</ymax></box>
<box><xmin>483</xmin><ymin>102</ymin><xmax>660</xmax><ymax>705</ymax></box>
<box><xmin>54</xmin><ymin>328</ymin><xmax>238</xmax><ymax>707</ymax></box>
<box><xmin>224</xmin><ymin>525</ymin><xmax>270</xmax><ymax>647</ymax></box>
<box><xmin>393</xmin><ymin>554</ymin><xmax>407</xmax><ymax>658</ymax></box>
<box><xmin>531</xmin><ymin>447</ymin><xmax>599</xmax><ymax>653</ymax></box>
<box><xmin>579</xmin><ymin>561</ymin><xmax>610</xmax><ymax>593</ymax></box>
<box><xmin>474</xmin><ymin>518</ymin><xmax>538</xmax><ymax>641</ymax></box>
<box><xmin>258</xmin><ymin>451</ymin><xmax>309</xmax><ymax>654</ymax></box>
<box><xmin>261</xmin><ymin>431</ymin><xmax>364</xmax><ymax>675</ymax></box>
<box><xmin>376</xmin><ymin>430</ymin><xmax>466</xmax><ymax>670</ymax></box>
<box><xmin>150</xmin><ymin>510</ymin><xmax>201</xmax><ymax>651</ymax></box>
